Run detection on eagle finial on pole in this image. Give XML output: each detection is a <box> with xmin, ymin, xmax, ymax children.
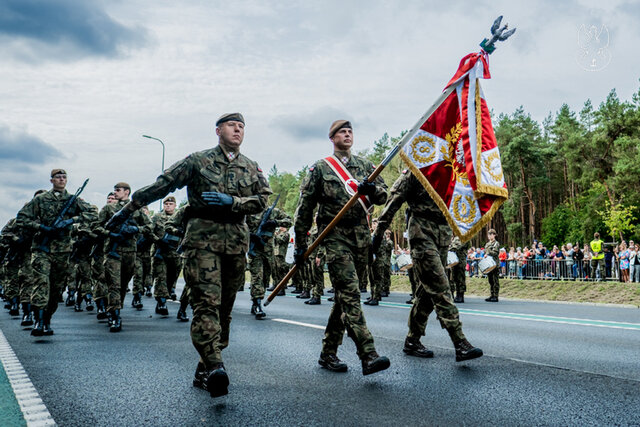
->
<box><xmin>480</xmin><ymin>16</ymin><xmax>516</xmax><ymax>54</ymax></box>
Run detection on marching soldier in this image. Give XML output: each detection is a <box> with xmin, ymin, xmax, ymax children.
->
<box><xmin>105</xmin><ymin>112</ymin><xmax>271</xmax><ymax>398</ymax></box>
<box><xmin>294</xmin><ymin>119</ymin><xmax>390</xmax><ymax>376</ymax></box>
<box><xmin>484</xmin><ymin>229</ymin><xmax>500</xmax><ymax>302</ymax></box>
<box><xmin>365</xmin><ymin>226</ymin><xmax>393</xmax><ymax>306</ymax></box>
<box><xmin>164</xmin><ymin>204</ymin><xmax>190</xmax><ymax>322</ymax></box>
<box><xmin>92</xmin><ymin>192</ymin><xmax>117</xmax><ymax>319</ymax></box>
<box><xmin>304</xmin><ymin>226</ymin><xmax>325</xmax><ymax>305</ymax></box>
<box><xmin>246</xmin><ymin>204</ymin><xmax>291</xmax><ymax>318</ymax></box>
<box><xmin>70</xmin><ymin>221</ymin><xmax>99</xmax><ymax>312</ymax></box>
<box><xmin>372</xmin><ymin>169</ymin><xmax>482</xmax><ymax>362</ymax></box>
<box><xmin>133</xmin><ymin>206</ymin><xmax>154</xmax><ymax>300</ymax></box>
<box><xmin>16</xmin><ymin>169</ymin><xmax>97</xmax><ymax>336</ymax></box>
<box><xmin>95</xmin><ymin>182</ymin><xmax>151</xmax><ymax>332</ymax></box>
<box><xmin>270</xmin><ymin>226</ymin><xmax>290</xmax><ymax>289</ymax></box>
<box><xmin>449</xmin><ymin>235</ymin><xmax>470</xmax><ymax>303</ymax></box>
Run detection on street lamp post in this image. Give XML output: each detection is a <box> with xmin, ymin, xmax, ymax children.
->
<box><xmin>142</xmin><ymin>134</ymin><xmax>166</xmax><ymax>211</ymax></box>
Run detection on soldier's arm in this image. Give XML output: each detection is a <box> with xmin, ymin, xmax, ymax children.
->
<box><xmin>165</xmin><ymin>207</ymin><xmax>186</xmax><ymax>237</ymax></box>
<box><xmin>367</xmin><ymin>162</ymin><xmax>388</xmax><ymax>206</ymax></box>
<box><xmin>246</xmin><ymin>213</ymin><xmax>261</xmax><ymax>233</ymax></box>
<box><xmin>129</xmin><ymin>157</ymin><xmax>195</xmax><ymax>210</ymax></box>
<box><xmin>94</xmin><ymin>205</ymin><xmax>114</xmax><ymax>236</ymax></box>
<box><xmin>373</xmin><ymin>173</ymin><xmax>409</xmax><ymax>239</ymax></box>
<box><xmin>75</xmin><ymin>198</ymin><xmax>99</xmax><ymax>224</ymax></box>
<box><xmin>135</xmin><ymin>210</ymin><xmax>153</xmax><ymax>236</ymax></box>
<box><xmin>293</xmin><ymin>166</ymin><xmax>320</xmax><ymax>248</ymax></box>
<box><xmin>275</xmin><ymin>210</ymin><xmax>293</xmax><ymax>229</ymax></box>
<box><xmin>230</xmin><ymin>165</ymin><xmax>271</xmax><ymax>215</ymax></box>
<box><xmin>16</xmin><ymin>198</ymin><xmax>41</xmax><ymax>232</ymax></box>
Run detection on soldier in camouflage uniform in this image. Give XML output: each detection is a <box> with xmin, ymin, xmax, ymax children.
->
<box><xmin>247</xmin><ymin>205</ymin><xmax>291</xmax><ymax>318</ymax></box>
<box><xmin>106</xmin><ymin>113</ymin><xmax>271</xmax><ymax>398</ymax></box>
<box><xmin>92</xmin><ymin>193</ymin><xmax>117</xmax><ymax>319</ymax></box>
<box><xmin>270</xmin><ymin>227</ymin><xmax>290</xmax><ymax>289</ymax></box>
<box><xmin>17</xmin><ymin>169</ymin><xmax>97</xmax><ymax>336</ymax></box>
<box><xmin>365</xmin><ymin>227</ymin><xmax>393</xmax><ymax>306</ymax></box>
<box><xmin>294</xmin><ymin>119</ymin><xmax>390</xmax><ymax>375</ymax></box>
<box><xmin>304</xmin><ymin>226</ymin><xmax>325</xmax><ymax>305</ymax></box>
<box><xmin>70</xmin><ymin>222</ymin><xmax>99</xmax><ymax>312</ymax></box>
<box><xmin>95</xmin><ymin>182</ymin><xmax>151</xmax><ymax>332</ymax></box>
<box><xmin>150</xmin><ymin>196</ymin><xmax>183</xmax><ymax>316</ymax></box>
<box><xmin>484</xmin><ymin>229</ymin><xmax>500</xmax><ymax>302</ymax></box>
<box><xmin>448</xmin><ymin>236</ymin><xmax>470</xmax><ymax>303</ymax></box>
<box><xmin>1</xmin><ymin>218</ymin><xmax>23</xmax><ymax>317</ymax></box>
<box><xmin>133</xmin><ymin>206</ymin><xmax>154</xmax><ymax>299</ymax></box>
<box><xmin>372</xmin><ymin>169</ymin><xmax>482</xmax><ymax>362</ymax></box>
<box><xmin>164</xmin><ymin>204</ymin><xmax>191</xmax><ymax>321</ymax></box>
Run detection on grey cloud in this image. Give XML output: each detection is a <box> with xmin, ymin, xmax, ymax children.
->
<box><xmin>0</xmin><ymin>125</ymin><xmax>63</xmax><ymax>164</ymax></box>
<box><xmin>274</xmin><ymin>107</ymin><xmax>351</xmax><ymax>141</ymax></box>
<box><xmin>0</xmin><ymin>0</ymin><xmax>146</xmax><ymax>61</ymax></box>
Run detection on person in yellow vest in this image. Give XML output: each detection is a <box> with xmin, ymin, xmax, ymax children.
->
<box><xmin>590</xmin><ymin>232</ymin><xmax>605</xmax><ymax>281</ymax></box>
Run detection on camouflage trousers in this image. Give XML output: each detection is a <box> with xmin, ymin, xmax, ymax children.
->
<box><xmin>92</xmin><ymin>255</ymin><xmax>107</xmax><ymax>302</ymax></box>
<box><xmin>322</xmin><ymin>242</ymin><xmax>376</xmax><ymax>359</ymax></box>
<box><xmin>249</xmin><ymin>252</ymin><xmax>272</xmax><ymax>299</ymax></box>
<box><xmin>369</xmin><ymin>259</ymin><xmax>384</xmax><ymax>300</ymax></box>
<box><xmin>75</xmin><ymin>256</ymin><xmax>93</xmax><ymax>300</ymax></box>
<box><xmin>18</xmin><ymin>257</ymin><xmax>35</xmax><ymax>304</ymax></box>
<box><xmin>590</xmin><ymin>258</ymin><xmax>606</xmax><ymax>280</ymax></box>
<box><xmin>408</xmin><ymin>266</ymin><xmax>418</xmax><ymax>297</ymax></box>
<box><xmin>355</xmin><ymin>257</ymin><xmax>369</xmax><ymax>292</ymax></box>
<box><xmin>3</xmin><ymin>260</ymin><xmax>20</xmax><ymax>301</ymax></box>
<box><xmin>152</xmin><ymin>254</ymin><xmax>182</xmax><ymax>299</ymax></box>
<box><xmin>133</xmin><ymin>253</ymin><xmax>152</xmax><ymax>294</ymax></box>
<box><xmin>31</xmin><ymin>251</ymin><xmax>72</xmax><ymax>314</ymax></box>
<box><xmin>182</xmin><ymin>248</ymin><xmax>245</xmax><ymax>368</ymax></box>
<box><xmin>408</xmin><ymin>242</ymin><xmax>466</xmax><ymax>344</ymax></box>
<box><xmin>272</xmin><ymin>255</ymin><xmax>288</xmax><ymax>286</ymax></box>
<box><xmin>104</xmin><ymin>251</ymin><xmax>136</xmax><ymax>312</ymax></box>
<box><xmin>309</xmin><ymin>260</ymin><xmax>324</xmax><ymax>298</ymax></box>
<box><xmin>487</xmin><ymin>269</ymin><xmax>499</xmax><ymax>297</ymax></box>
<box><xmin>449</xmin><ymin>262</ymin><xmax>467</xmax><ymax>295</ymax></box>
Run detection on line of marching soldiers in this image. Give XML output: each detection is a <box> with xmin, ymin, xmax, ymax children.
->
<box><xmin>0</xmin><ymin>173</ymin><xmax>190</xmax><ymax>335</ymax></box>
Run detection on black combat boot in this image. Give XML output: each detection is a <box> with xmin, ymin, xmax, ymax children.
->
<box><xmin>145</xmin><ymin>286</ymin><xmax>152</xmax><ymax>297</ymax></box>
<box><xmin>251</xmin><ymin>299</ymin><xmax>266</xmax><ymax>319</ymax></box>
<box><xmin>170</xmin><ymin>289</ymin><xmax>177</xmax><ymax>301</ymax></box>
<box><xmin>85</xmin><ymin>294</ymin><xmax>94</xmax><ymax>311</ymax></box>
<box><xmin>74</xmin><ymin>297</ymin><xmax>83</xmax><ymax>312</ymax></box>
<box><xmin>327</xmin><ymin>288</ymin><xmax>335</xmax><ymax>294</ymax></box>
<box><xmin>291</xmin><ymin>288</ymin><xmax>302</xmax><ymax>294</ymax></box>
<box><xmin>207</xmin><ymin>363</ymin><xmax>229</xmax><ymax>398</ymax></box>
<box><xmin>296</xmin><ymin>290</ymin><xmax>310</xmax><ymax>299</ymax></box>
<box><xmin>110</xmin><ymin>309</ymin><xmax>122</xmax><ymax>332</ymax></box>
<box><xmin>133</xmin><ymin>292</ymin><xmax>144</xmax><ymax>310</ymax></box>
<box><xmin>484</xmin><ymin>295</ymin><xmax>498</xmax><ymax>302</ymax></box>
<box><xmin>106</xmin><ymin>311</ymin><xmax>113</xmax><ymax>328</ymax></box>
<box><xmin>305</xmin><ymin>296</ymin><xmax>321</xmax><ymax>305</ymax></box>
<box><xmin>96</xmin><ymin>299</ymin><xmax>107</xmax><ymax>319</ymax></box>
<box><xmin>4</xmin><ymin>300</ymin><xmax>11</xmax><ymax>310</ymax></box>
<box><xmin>193</xmin><ymin>361</ymin><xmax>208</xmax><ymax>391</ymax></box>
<box><xmin>42</xmin><ymin>311</ymin><xmax>54</xmax><ymax>336</ymax></box>
<box><xmin>9</xmin><ymin>297</ymin><xmax>20</xmax><ymax>316</ymax></box>
<box><xmin>31</xmin><ymin>309</ymin><xmax>45</xmax><ymax>336</ymax></box>
<box><xmin>327</xmin><ymin>296</ymin><xmax>335</xmax><ymax>302</ymax></box>
<box><xmin>454</xmin><ymin>339</ymin><xmax>483</xmax><ymax>362</ymax></box>
<box><xmin>21</xmin><ymin>303</ymin><xmax>33</xmax><ymax>327</ymax></box>
<box><xmin>266</xmin><ymin>286</ymin><xmax>276</xmax><ymax>292</ymax></box>
<box><xmin>177</xmin><ymin>306</ymin><xmax>190</xmax><ymax>322</ymax></box>
<box><xmin>277</xmin><ymin>288</ymin><xmax>285</xmax><ymax>296</ymax></box>
<box><xmin>155</xmin><ymin>298</ymin><xmax>169</xmax><ymax>316</ymax></box>
<box><xmin>381</xmin><ymin>290</ymin><xmax>390</xmax><ymax>298</ymax></box>
<box><xmin>318</xmin><ymin>353</ymin><xmax>348</xmax><ymax>372</ymax></box>
<box><xmin>361</xmin><ymin>351</ymin><xmax>390</xmax><ymax>376</ymax></box>
<box><xmin>454</xmin><ymin>292</ymin><xmax>465</xmax><ymax>303</ymax></box>
<box><xmin>65</xmin><ymin>290</ymin><xmax>76</xmax><ymax>307</ymax></box>
<box><xmin>364</xmin><ymin>297</ymin><xmax>379</xmax><ymax>306</ymax></box>
<box><xmin>403</xmin><ymin>337</ymin><xmax>434</xmax><ymax>358</ymax></box>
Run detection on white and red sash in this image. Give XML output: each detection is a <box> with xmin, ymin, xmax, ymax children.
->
<box><xmin>322</xmin><ymin>155</ymin><xmax>373</xmax><ymax>215</ymax></box>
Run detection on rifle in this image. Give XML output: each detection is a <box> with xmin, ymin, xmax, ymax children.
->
<box><xmin>106</xmin><ymin>217</ymin><xmax>137</xmax><ymax>260</ymax></box>
<box><xmin>70</xmin><ymin>233</ymin><xmax>96</xmax><ymax>263</ymax></box>
<box><xmin>248</xmin><ymin>194</ymin><xmax>280</xmax><ymax>257</ymax></box>
<box><xmin>153</xmin><ymin>233</ymin><xmax>181</xmax><ymax>260</ymax></box>
<box><xmin>37</xmin><ymin>179</ymin><xmax>90</xmax><ymax>253</ymax></box>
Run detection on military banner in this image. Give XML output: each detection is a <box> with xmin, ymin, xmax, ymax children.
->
<box><xmin>398</xmin><ymin>51</ymin><xmax>508</xmax><ymax>242</ymax></box>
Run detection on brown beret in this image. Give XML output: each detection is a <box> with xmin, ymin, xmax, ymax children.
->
<box><xmin>328</xmin><ymin>120</ymin><xmax>352</xmax><ymax>138</ymax></box>
<box><xmin>51</xmin><ymin>168</ymin><xmax>66</xmax><ymax>177</ymax></box>
<box><xmin>163</xmin><ymin>196</ymin><xmax>176</xmax><ymax>204</ymax></box>
<box><xmin>114</xmin><ymin>182</ymin><xmax>131</xmax><ymax>191</ymax></box>
<box><xmin>488</xmin><ymin>229</ymin><xmax>497</xmax><ymax>235</ymax></box>
<box><xmin>216</xmin><ymin>112</ymin><xmax>245</xmax><ymax>127</ymax></box>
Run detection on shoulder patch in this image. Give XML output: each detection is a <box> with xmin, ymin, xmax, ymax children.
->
<box><xmin>402</xmin><ymin>169</ymin><xmax>408</xmax><ymax>174</ymax></box>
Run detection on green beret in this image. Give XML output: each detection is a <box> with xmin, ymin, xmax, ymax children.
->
<box><xmin>329</xmin><ymin>120</ymin><xmax>352</xmax><ymax>138</ymax></box>
<box><xmin>114</xmin><ymin>182</ymin><xmax>131</xmax><ymax>191</ymax></box>
<box><xmin>216</xmin><ymin>112</ymin><xmax>245</xmax><ymax>127</ymax></box>
<box><xmin>51</xmin><ymin>168</ymin><xmax>66</xmax><ymax>177</ymax></box>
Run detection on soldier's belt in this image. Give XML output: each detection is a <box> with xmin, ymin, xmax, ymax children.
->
<box><xmin>186</xmin><ymin>208</ymin><xmax>245</xmax><ymax>224</ymax></box>
<box><xmin>318</xmin><ymin>216</ymin><xmax>366</xmax><ymax>229</ymax></box>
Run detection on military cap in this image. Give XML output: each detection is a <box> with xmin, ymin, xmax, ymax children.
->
<box><xmin>114</xmin><ymin>182</ymin><xmax>131</xmax><ymax>191</ymax></box>
<box><xmin>50</xmin><ymin>168</ymin><xmax>66</xmax><ymax>177</ymax></box>
<box><xmin>216</xmin><ymin>112</ymin><xmax>245</xmax><ymax>127</ymax></box>
<box><xmin>163</xmin><ymin>196</ymin><xmax>176</xmax><ymax>204</ymax></box>
<box><xmin>488</xmin><ymin>229</ymin><xmax>497</xmax><ymax>235</ymax></box>
<box><xmin>328</xmin><ymin>120</ymin><xmax>352</xmax><ymax>138</ymax></box>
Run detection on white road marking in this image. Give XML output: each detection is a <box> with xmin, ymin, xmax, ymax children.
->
<box><xmin>272</xmin><ymin>318</ymin><xmax>326</xmax><ymax>330</ymax></box>
<box><xmin>0</xmin><ymin>329</ymin><xmax>56</xmax><ymax>426</ymax></box>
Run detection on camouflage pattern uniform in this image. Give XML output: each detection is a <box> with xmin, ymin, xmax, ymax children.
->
<box><xmin>1</xmin><ymin>219</ymin><xmax>22</xmax><ymax>307</ymax></box>
<box><xmin>95</xmin><ymin>199</ymin><xmax>151</xmax><ymax>312</ymax></box>
<box><xmin>90</xmin><ymin>223</ymin><xmax>108</xmax><ymax>310</ymax></box>
<box><xmin>370</xmin><ymin>235</ymin><xmax>393</xmax><ymax>300</ymax></box>
<box><xmin>308</xmin><ymin>228</ymin><xmax>325</xmax><ymax>299</ymax></box>
<box><xmin>165</xmin><ymin>206</ymin><xmax>191</xmax><ymax>310</ymax></box>
<box><xmin>151</xmin><ymin>210</ymin><xmax>183</xmax><ymax>300</ymax></box>
<box><xmin>484</xmin><ymin>239</ymin><xmax>500</xmax><ymax>298</ymax></box>
<box><xmin>16</xmin><ymin>189</ymin><xmax>97</xmax><ymax>318</ymax></box>
<box><xmin>374</xmin><ymin>170</ymin><xmax>467</xmax><ymax>344</ymax></box>
<box><xmin>133</xmin><ymin>214</ymin><xmax>154</xmax><ymax>297</ymax></box>
<box><xmin>294</xmin><ymin>149</ymin><xmax>387</xmax><ymax>359</ymax></box>
<box><xmin>448</xmin><ymin>236</ymin><xmax>469</xmax><ymax>296</ymax></box>
<box><xmin>272</xmin><ymin>227</ymin><xmax>290</xmax><ymax>286</ymax></box>
<box><xmin>70</xmin><ymin>224</ymin><xmax>99</xmax><ymax>307</ymax></box>
<box><xmin>126</xmin><ymin>144</ymin><xmax>270</xmax><ymax>369</ymax></box>
<box><xmin>247</xmin><ymin>207</ymin><xmax>292</xmax><ymax>299</ymax></box>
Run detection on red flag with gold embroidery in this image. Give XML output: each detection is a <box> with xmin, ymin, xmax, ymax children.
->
<box><xmin>398</xmin><ymin>51</ymin><xmax>508</xmax><ymax>242</ymax></box>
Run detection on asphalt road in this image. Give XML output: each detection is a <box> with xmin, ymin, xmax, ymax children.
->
<box><xmin>1</xmin><ymin>282</ymin><xmax>639</xmax><ymax>426</ymax></box>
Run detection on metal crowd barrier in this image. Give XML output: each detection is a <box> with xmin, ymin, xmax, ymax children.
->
<box><xmin>466</xmin><ymin>258</ymin><xmax>623</xmax><ymax>281</ymax></box>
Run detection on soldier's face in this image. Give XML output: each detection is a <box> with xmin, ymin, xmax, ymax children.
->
<box><xmin>163</xmin><ymin>201</ymin><xmax>176</xmax><ymax>214</ymax></box>
<box><xmin>50</xmin><ymin>174</ymin><xmax>67</xmax><ymax>191</ymax></box>
<box><xmin>107</xmin><ymin>195</ymin><xmax>117</xmax><ymax>204</ymax></box>
<box><xmin>331</xmin><ymin>128</ymin><xmax>353</xmax><ymax>151</ymax></box>
<box><xmin>217</xmin><ymin>121</ymin><xmax>244</xmax><ymax>150</ymax></box>
<box><xmin>113</xmin><ymin>187</ymin><xmax>130</xmax><ymax>201</ymax></box>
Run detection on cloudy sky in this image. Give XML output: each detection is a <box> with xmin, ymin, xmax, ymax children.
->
<box><xmin>1</xmin><ymin>0</ymin><xmax>638</xmax><ymax>224</ymax></box>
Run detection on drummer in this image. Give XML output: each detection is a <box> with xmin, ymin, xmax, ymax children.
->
<box><xmin>372</xmin><ymin>170</ymin><xmax>483</xmax><ymax>362</ymax></box>
<box><xmin>484</xmin><ymin>229</ymin><xmax>501</xmax><ymax>302</ymax></box>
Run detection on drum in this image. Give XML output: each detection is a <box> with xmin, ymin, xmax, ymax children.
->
<box><xmin>479</xmin><ymin>257</ymin><xmax>497</xmax><ymax>274</ymax></box>
<box><xmin>446</xmin><ymin>251</ymin><xmax>459</xmax><ymax>268</ymax></box>
<box><xmin>396</xmin><ymin>253</ymin><xmax>413</xmax><ymax>271</ymax></box>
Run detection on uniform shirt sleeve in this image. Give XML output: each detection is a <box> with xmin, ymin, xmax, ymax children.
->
<box><xmin>374</xmin><ymin>172</ymin><xmax>409</xmax><ymax>239</ymax></box>
<box><xmin>16</xmin><ymin>198</ymin><xmax>41</xmax><ymax>232</ymax></box>
<box><xmin>230</xmin><ymin>163</ymin><xmax>272</xmax><ymax>215</ymax></box>
<box><xmin>131</xmin><ymin>157</ymin><xmax>194</xmax><ymax>209</ymax></box>
<box><xmin>293</xmin><ymin>165</ymin><xmax>320</xmax><ymax>248</ymax></box>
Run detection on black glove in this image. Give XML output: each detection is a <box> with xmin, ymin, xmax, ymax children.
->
<box><xmin>264</xmin><ymin>219</ymin><xmax>278</xmax><ymax>229</ymax></box>
<box><xmin>201</xmin><ymin>191</ymin><xmax>233</xmax><ymax>206</ymax></box>
<box><xmin>109</xmin><ymin>231</ymin><xmax>123</xmax><ymax>239</ymax></box>
<box><xmin>294</xmin><ymin>248</ymin><xmax>306</xmax><ymax>268</ymax></box>
<box><xmin>371</xmin><ymin>234</ymin><xmax>382</xmax><ymax>255</ymax></box>
<box><xmin>106</xmin><ymin>208</ymin><xmax>133</xmax><ymax>231</ymax></box>
<box><xmin>250</xmin><ymin>233</ymin><xmax>262</xmax><ymax>243</ymax></box>
<box><xmin>357</xmin><ymin>179</ymin><xmax>376</xmax><ymax>196</ymax></box>
<box><xmin>39</xmin><ymin>224</ymin><xmax>54</xmax><ymax>234</ymax></box>
<box><xmin>53</xmin><ymin>218</ymin><xmax>74</xmax><ymax>230</ymax></box>
<box><xmin>120</xmin><ymin>224</ymin><xmax>139</xmax><ymax>236</ymax></box>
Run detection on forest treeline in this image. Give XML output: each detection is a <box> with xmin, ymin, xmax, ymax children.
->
<box><xmin>268</xmin><ymin>84</ymin><xmax>640</xmax><ymax>249</ymax></box>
